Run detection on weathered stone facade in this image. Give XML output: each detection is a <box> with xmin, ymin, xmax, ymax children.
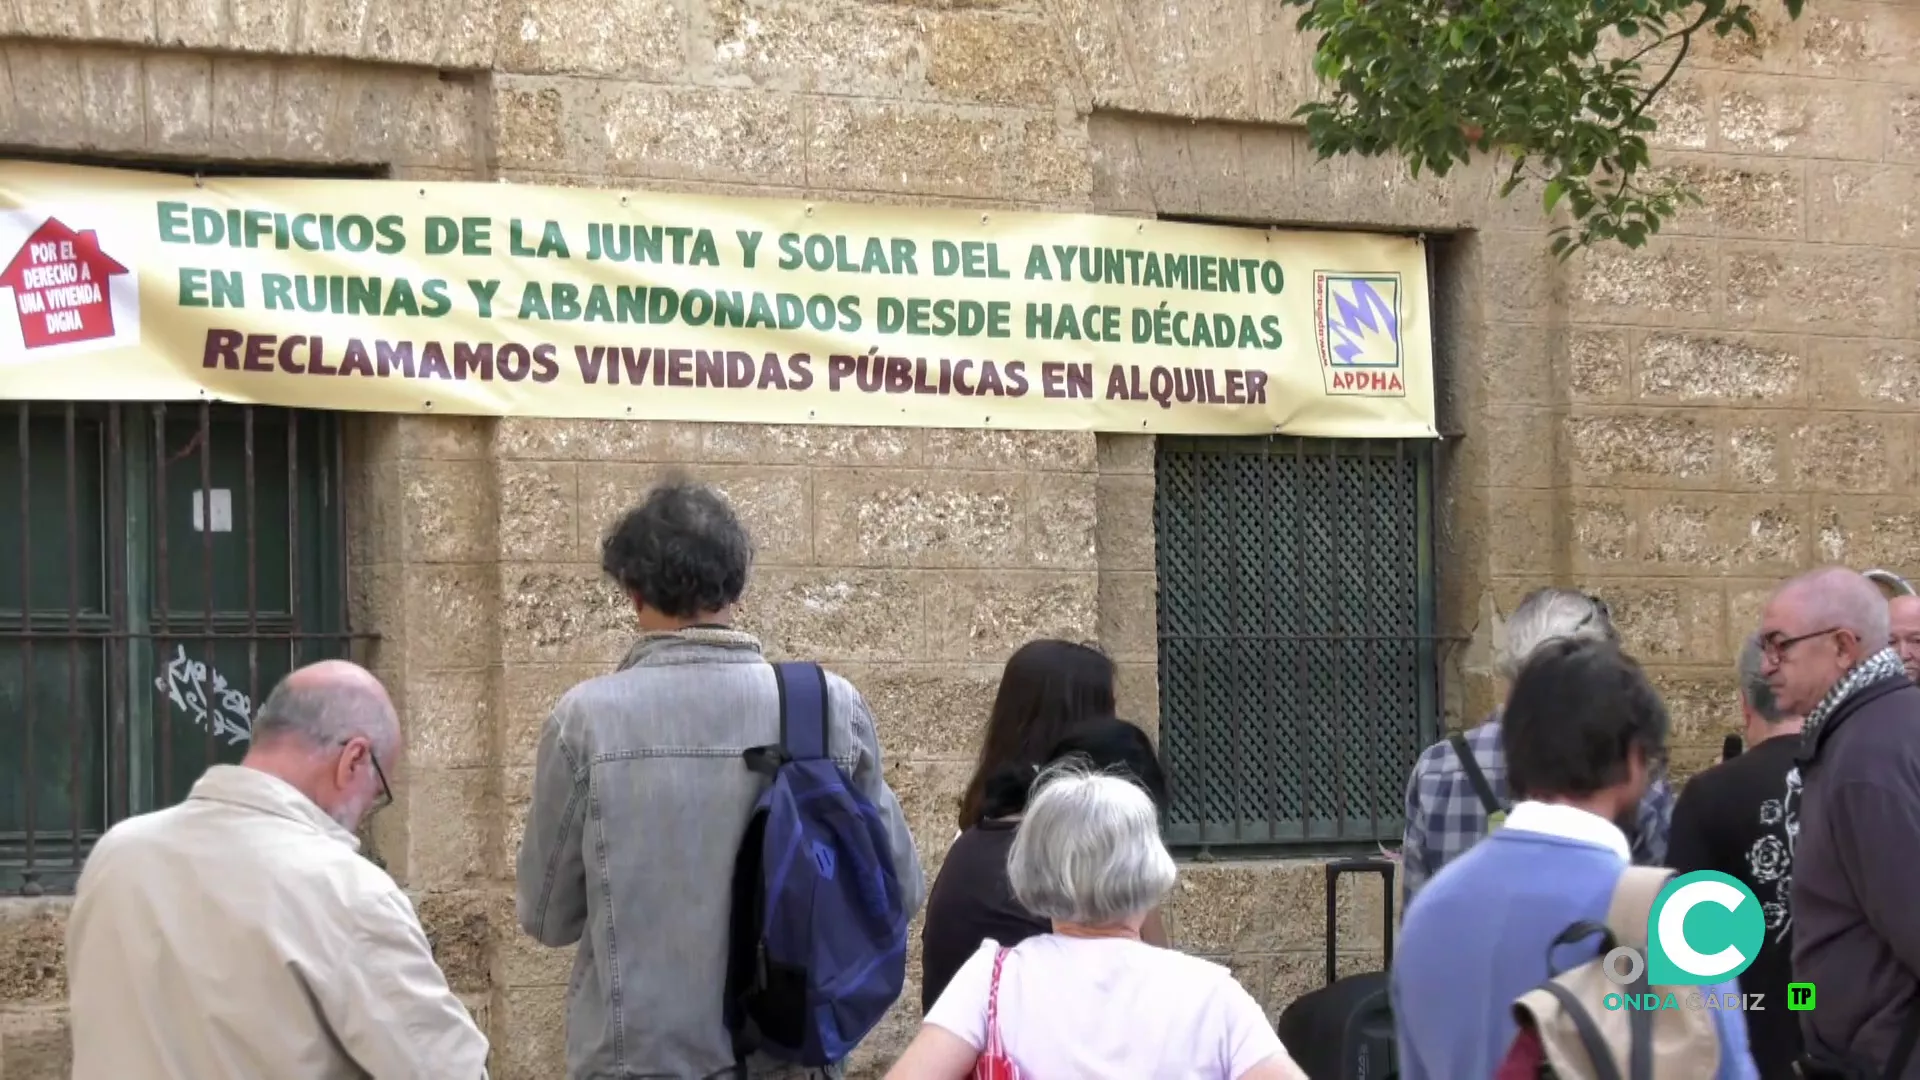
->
<box><xmin>2</xmin><ymin>1</ymin><xmax>1918</xmax><ymax>1077</ymax></box>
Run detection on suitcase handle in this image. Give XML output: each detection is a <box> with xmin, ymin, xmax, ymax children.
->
<box><xmin>1323</xmin><ymin>858</ymin><xmax>1395</xmax><ymax>986</ymax></box>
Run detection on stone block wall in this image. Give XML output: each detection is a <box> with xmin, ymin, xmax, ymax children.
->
<box><xmin>0</xmin><ymin>902</ymin><xmax>64</xmax><ymax>1080</ymax></box>
<box><xmin>1545</xmin><ymin>2</ymin><xmax>1920</xmax><ymax>782</ymax></box>
<box><xmin>2</xmin><ymin>0</ymin><xmax>1919</xmax><ymax>1077</ymax></box>
<box><xmin>349</xmin><ymin>417</ymin><xmax>1159</xmax><ymax>1077</ymax></box>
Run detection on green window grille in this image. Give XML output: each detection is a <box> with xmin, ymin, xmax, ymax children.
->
<box><xmin>1154</xmin><ymin>436</ymin><xmax>1440</xmax><ymax>852</ymax></box>
<box><xmin>0</xmin><ymin>402</ymin><xmax>355</xmax><ymax>895</ymax></box>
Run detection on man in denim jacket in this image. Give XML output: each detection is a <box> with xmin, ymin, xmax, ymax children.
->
<box><xmin>516</xmin><ymin>479</ymin><xmax>925</xmax><ymax>1079</ymax></box>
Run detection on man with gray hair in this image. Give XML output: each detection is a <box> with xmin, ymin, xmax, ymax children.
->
<box><xmin>1664</xmin><ymin>635</ymin><xmax>1807</xmax><ymax>1080</ymax></box>
<box><xmin>1399</xmin><ymin>586</ymin><xmax>1674</xmax><ymax>902</ymax></box>
<box><xmin>1760</xmin><ymin>567</ymin><xmax>1920</xmax><ymax>1077</ymax></box>
<box><xmin>66</xmin><ymin>660</ymin><xmax>488</xmax><ymax>1080</ymax></box>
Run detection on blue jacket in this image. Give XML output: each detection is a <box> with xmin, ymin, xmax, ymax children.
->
<box><xmin>1392</xmin><ymin>815</ymin><xmax>1759</xmax><ymax>1080</ymax></box>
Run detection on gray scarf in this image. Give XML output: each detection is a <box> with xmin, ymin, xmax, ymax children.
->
<box><xmin>1799</xmin><ymin>646</ymin><xmax>1905</xmax><ymax>751</ymax></box>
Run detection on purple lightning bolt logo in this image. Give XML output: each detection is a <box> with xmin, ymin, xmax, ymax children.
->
<box><xmin>1325</xmin><ymin>278</ymin><xmax>1401</xmax><ymax>366</ymax></box>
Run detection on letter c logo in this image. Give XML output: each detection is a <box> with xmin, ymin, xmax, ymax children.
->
<box><xmin>1646</xmin><ymin>871</ymin><xmax>1766</xmax><ymax>986</ymax></box>
<box><xmin>1658</xmin><ymin>880</ymin><xmax>1748</xmax><ymax>978</ymax></box>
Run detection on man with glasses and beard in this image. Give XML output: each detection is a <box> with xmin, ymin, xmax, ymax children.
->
<box><xmin>65</xmin><ymin>660</ymin><xmax>488</xmax><ymax>1080</ymax></box>
<box><xmin>1760</xmin><ymin>567</ymin><xmax>1920</xmax><ymax>1078</ymax></box>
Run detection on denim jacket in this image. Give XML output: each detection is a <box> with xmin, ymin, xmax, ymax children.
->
<box><xmin>514</xmin><ymin>629</ymin><xmax>926</xmax><ymax>1079</ymax></box>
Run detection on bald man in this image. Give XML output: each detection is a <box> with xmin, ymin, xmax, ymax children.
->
<box><xmin>1758</xmin><ymin>569</ymin><xmax>1920</xmax><ymax>1078</ymax></box>
<box><xmin>1890</xmin><ymin>595</ymin><xmax>1920</xmax><ymax>683</ymax></box>
<box><xmin>65</xmin><ymin>661</ymin><xmax>489</xmax><ymax>1080</ymax></box>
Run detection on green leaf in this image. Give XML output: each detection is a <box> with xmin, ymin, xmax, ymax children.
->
<box><xmin>1291</xmin><ymin>0</ymin><xmax>1803</xmax><ymax>257</ymax></box>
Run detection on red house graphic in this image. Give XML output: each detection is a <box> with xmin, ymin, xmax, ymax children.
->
<box><xmin>0</xmin><ymin>217</ymin><xmax>130</xmax><ymax>349</ymax></box>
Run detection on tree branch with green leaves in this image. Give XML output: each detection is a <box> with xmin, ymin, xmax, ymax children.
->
<box><xmin>1282</xmin><ymin>0</ymin><xmax>1805</xmax><ymax>258</ymax></box>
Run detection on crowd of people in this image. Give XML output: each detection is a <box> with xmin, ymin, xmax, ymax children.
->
<box><xmin>48</xmin><ymin>477</ymin><xmax>1920</xmax><ymax>1079</ymax></box>
<box><xmin>1395</xmin><ymin>574</ymin><xmax>1920</xmax><ymax>1079</ymax></box>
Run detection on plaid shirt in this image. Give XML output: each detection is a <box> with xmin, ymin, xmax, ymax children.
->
<box><xmin>1399</xmin><ymin>714</ymin><xmax>1674</xmax><ymax>902</ymax></box>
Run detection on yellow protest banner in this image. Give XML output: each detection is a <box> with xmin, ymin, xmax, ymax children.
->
<box><xmin>0</xmin><ymin>161</ymin><xmax>1436</xmax><ymax>438</ymax></box>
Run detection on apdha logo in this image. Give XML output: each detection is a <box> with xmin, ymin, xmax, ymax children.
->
<box><xmin>1312</xmin><ymin>271</ymin><xmax>1405</xmax><ymax>399</ymax></box>
<box><xmin>1604</xmin><ymin>871</ymin><xmax>1766</xmax><ymax>988</ymax></box>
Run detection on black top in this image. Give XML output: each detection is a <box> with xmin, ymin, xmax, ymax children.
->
<box><xmin>1792</xmin><ymin>674</ymin><xmax>1920</xmax><ymax>1076</ymax></box>
<box><xmin>1666</xmin><ymin>732</ymin><xmax>1804</xmax><ymax>1080</ymax></box>
<box><xmin>918</xmin><ymin>819</ymin><xmax>1049</xmax><ymax>1014</ymax></box>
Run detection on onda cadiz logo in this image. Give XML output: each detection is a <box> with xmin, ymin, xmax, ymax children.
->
<box><xmin>1313</xmin><ymin>270</ymin><xmax>1404</xmax><ymax>398</ymax></box>
<box><xmin>1604</xmin><ymin>871</ymin><xmax>1767</xmax><ymax>988</ymax></box>
<box><xmin>0</xmin><ymin>211</ymin><xmax>140</xmax><ymax>358</ymax></box>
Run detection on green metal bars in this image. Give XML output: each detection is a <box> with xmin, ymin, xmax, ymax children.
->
<box><xmin>1154</xmin><ymin>435</ymin><xmax>1441</xmax><ymax>854</ymax></box>
<box><xmin>0</xmin><ymin>402</ymin><xmax>362</xmax><ymax>895</ymax></box>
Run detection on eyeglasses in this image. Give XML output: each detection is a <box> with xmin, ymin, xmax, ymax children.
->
<box><xmin>340</xmin><ymin>738</ymin><xmax>395</xmax><ymax>815</ymax></box>
<box><xmin>1758</xmin><ymin>627</ymin><xmax>1842</xmax><ymax>664</ymax></box>
<box><xmin>1567</xmin><ymin>593</ymin><xmax>1612</xmax><ymax>636</ymax></box>
<box><xmin>367</xmin><ymin>748</ymin><xmax>394</xmax><ymax>814</ymax></box>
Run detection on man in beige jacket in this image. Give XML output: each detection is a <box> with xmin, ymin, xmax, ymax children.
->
<box><xmin>66</xmin><ymin>659</ymin><xmax>489</xmax><ymax>1079</ymax></box>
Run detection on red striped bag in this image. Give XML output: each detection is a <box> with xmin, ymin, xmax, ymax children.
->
<box><xmin>972</xmin><ymin>947</ymin><xmax>1026</xmax><ymax>1080</ymax></box>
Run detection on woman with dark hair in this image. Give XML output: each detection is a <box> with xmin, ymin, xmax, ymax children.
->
<box><xmin>956</xmin><ymin>639</ymin><xmax>1117</xmax><ymax>832</ymax></box>
<box><xmin>921</xmin><ymin>717</ymin><xmax>1170</xmax><ymax>1013</ymax></box>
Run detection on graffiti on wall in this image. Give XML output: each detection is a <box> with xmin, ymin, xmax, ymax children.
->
<box><xmin>154</xmin><ymin>644</ymin><xmax>254</xmax><ymax>745</ymax></box>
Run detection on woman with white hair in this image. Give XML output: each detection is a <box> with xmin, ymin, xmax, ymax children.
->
<box><xmin>1398</xmin><ymin>586</ymin><xmax>1675</xmax><ymax>904</ymax></box>
<box><xmin>886</xmin><ymin>764</ymin><xmax>1306</xmax><ymax>1080</ymax></box>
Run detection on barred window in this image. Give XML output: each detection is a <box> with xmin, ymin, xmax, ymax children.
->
<box><xmin>1</xmin><ymin>403</ymin><xmax>354</xmax><ymax>895</ymax></box>
<box><xmin>1154</xmin><ymin>436</ymin><xmax>1440</xmax><ymax>853</ymax></box>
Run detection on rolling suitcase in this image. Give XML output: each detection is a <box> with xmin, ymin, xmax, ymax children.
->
<box><xmin>1273</xmin><ymin>858</ymin><xmax>1397</xmax><ymax>1080</ymax></box>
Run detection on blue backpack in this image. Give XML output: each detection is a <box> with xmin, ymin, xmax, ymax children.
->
<box><xmin>724</xmin><ymin>661</ymin><xmax>910</xmax><ymax>1068</ymax></box>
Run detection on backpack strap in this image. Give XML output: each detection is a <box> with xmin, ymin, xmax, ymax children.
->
<box><xmin>1606</xmin><ymin>867</ymin><xmax>1672</xmax><ymax>1080</ymax></box>
<box><xmin>1604</xmin><ymin>866</ymin><xmax>1673</xmax><ymax>954</ymax></box>
<box><xmin>773</xmin><ymin>661</ymin><xmax>829</xmax><ymax>762</ymax></box>
<box><xmin>1536</xmin><ymin>982</ymin><xmax>1625</xmax><ymax>1080</ymax></box>
<box><xmin>1448</xmin><ymin>732</ymin><xmax>1506</xmax><ymax>818</ymax></box>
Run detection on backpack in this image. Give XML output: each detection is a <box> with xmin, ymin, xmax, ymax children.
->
<box><xmin>1500</xmin><ymin>867</ymin><xmax>1722</xmax><ymax>1080</ymax></box>
<box><xmin>724</xmin><ymin>661</ymin><xmax>911</xmax><ymax>1069</ymax></box>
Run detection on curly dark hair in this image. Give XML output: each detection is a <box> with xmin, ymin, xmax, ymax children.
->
<box><xmin>600</xmin><ymin>479</ymin><xmax>754</xmax><ymax>619</ymax></box>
